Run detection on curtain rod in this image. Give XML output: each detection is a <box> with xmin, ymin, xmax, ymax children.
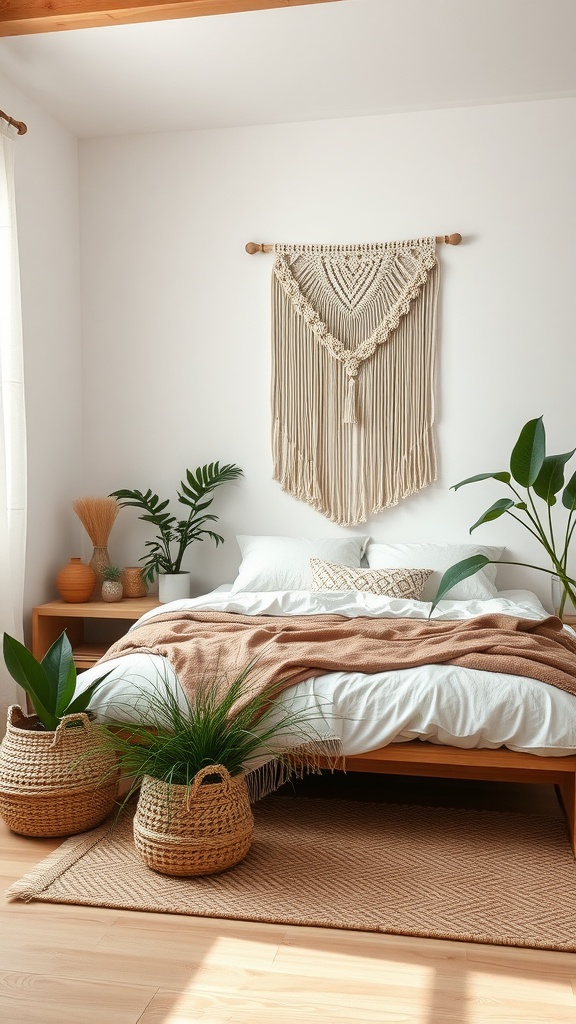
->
<box><xmin>0</xmin><ymin>110</ymin><xmax>27</xmax><ymax>135</ymax></box>
<box><xmin>245</xmin><ymin>233</ymin><xmax>462</xmax><ymax>254</ymax></box>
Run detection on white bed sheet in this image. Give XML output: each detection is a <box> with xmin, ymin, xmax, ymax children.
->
<box><xmin>77</xmin><ymin>587</ymin><xmax>576</xmax><ymax>757</ymax></box>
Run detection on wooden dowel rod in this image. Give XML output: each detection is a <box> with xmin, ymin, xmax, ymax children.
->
<box><xmin>0</xmin><ymin>110</ymin><xmax>27</xmax><ymax>135</ymax></box>
<box><xmin>245</xmin><ymin>234</ymin><xmax>462</xmax><ymax>254</ymax></box>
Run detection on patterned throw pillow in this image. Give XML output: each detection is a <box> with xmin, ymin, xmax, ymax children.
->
<box><xmin>309</xmin><ymin>559</ymin><xmax>433</xmax><ymax>600</ymax></box>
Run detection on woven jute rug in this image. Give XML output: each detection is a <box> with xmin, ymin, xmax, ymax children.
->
<box><xmin>6</xmin><ymin>796</ymin><xmax>576</xmax><ymax>951</ymax></box>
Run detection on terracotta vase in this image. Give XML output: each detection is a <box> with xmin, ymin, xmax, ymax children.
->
<box><xmin>56</xmin><ymin>557</ymin><xmax>96</xmax><ymax>603</ymax></box>
<box><xmin>121</xmin><ymin>566</ymin><xmax>148</xmax><ymax>598</ymax></box>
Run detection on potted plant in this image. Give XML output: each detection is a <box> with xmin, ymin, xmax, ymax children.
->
<box><xmin>101</xmin><ymin>564</ymin><xmax>123</xmax><ymax>602</ymax></box>
<box><xmin>104</xmin><ymin>660</ymin><xmax>324</xmax><ymax>876</ymax></box>
<box><xmin>430</xmin><ymin>416</ymin><xmax>576</xmax><ymax>614</ymax></box>
<box><xmin>110</xmin><ymin>461</ymin><xmax>243</xmax><ymax>603</ymax></box>
<box><xmin>0</xmin><ymin>631</ymin><xmax>118</xmax><ymax>836</ymax></box>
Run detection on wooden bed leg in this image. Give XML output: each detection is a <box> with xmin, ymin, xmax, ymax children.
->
<box><xmin>555</xmin><ymin>775</ymin><xmax>576</xmax><ymax>858</ymax></box>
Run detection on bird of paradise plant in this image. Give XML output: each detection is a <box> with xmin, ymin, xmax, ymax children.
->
<box><xmin>430</xmin><ymin>417</ymin><xmax>576</xmax><ymax>615</ymax></box>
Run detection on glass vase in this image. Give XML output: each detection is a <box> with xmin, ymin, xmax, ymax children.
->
<box><xmin>551</xmin><ymin>575</ymin><xmax>562</xmax><ymax>616</ymax></box>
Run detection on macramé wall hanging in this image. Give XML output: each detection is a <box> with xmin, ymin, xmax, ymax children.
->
<box><xmin>246</xmin><ymin>234</ymin><xmax>462</xmax><ymax>527</ymax></box>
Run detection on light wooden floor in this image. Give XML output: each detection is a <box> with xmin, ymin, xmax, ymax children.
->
<box><xmin>1</xmin><ymin>777</ymin><xmax>576</xmax><ymax>1024</ymax></box>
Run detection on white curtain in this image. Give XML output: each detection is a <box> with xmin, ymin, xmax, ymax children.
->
<box><xmin>0</xmin><ymin>121</ymin><xmax>27</xmax><ymax>730</ymax></box>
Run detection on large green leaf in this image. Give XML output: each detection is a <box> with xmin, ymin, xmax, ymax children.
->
<box><xmin>562</xmin><ymin>470</ymin><xmax>576</xmax><ymax>512</ymax></box>
<box><xmin>59</xmin><ymin>661</ymin><xmax>77</xmax><ymax>716</ymax></box>
<box><xmin>65</xmin><ymin>669</ymin><xmax>114</xmax><ymax>716</ymax></box>
<box><xmin>2</xmin><ymin>633</ymin><xmax>58</xmax><ymax>729</ymax></box>
<box><xmin>452</xmin><ymin>471</ymin><xmax>511</xmax><ymax>491</ymax></box>
<box><xmin>510</xmin><ymin>417</ymin><xmax>546</xmax><ymax>487</ymax></box>
<box><xmin>532</xmin><ymin>451</ymin><xmax>576</xmax><ymax>506</ymax></box>
<box><xmin>429</xmin><ymin>555</ymin><xmax>491</xmax><ymax>614</ymax></box>
<box><xmin>41</xmin><ymin>632</ymin><xmax>76</xmax><ymax>717</ymax></box>
<box><xmin>182</xmin><ymin>462</ymin><xmax>243</xmax><ymax>502</ymax></box>
<box><xmin>469</xmin><ymin>498</ymin><xmax>515</xmax><ymax>533</ymax></box>
<box><xmin>4</xmin><ymin>633</ymin><xmax>53</xmax><ymax>713</ymax></box>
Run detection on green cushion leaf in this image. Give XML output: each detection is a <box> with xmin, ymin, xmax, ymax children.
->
<box><xmin>510</xmin><ymin>417</ymin><xmax>546</xmax><ymax>486</ymax></box>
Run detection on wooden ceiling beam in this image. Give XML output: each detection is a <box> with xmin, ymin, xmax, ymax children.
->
<box><xmin>0</xmin><ymin>0</ymin><xmax>342</xmax><ymax>36</ymax></box>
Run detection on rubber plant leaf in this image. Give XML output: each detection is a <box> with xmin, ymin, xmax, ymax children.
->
<box><xmin>41</xmin><ymin>631</ymin><xmax>76</xmax><ymax>717</ymax></box>
<box><xmin>469</xmin><ymin>498</ymin><xmax>516</xmax><ymax>533</ymax></box>
<box><xmin>532</xmin><ymin>451</ymin><xmax>576</xmax><ymax>506</ymax></box>
<box><xmin>510</xmin><ymin>417</ymin><xmax>546</xmax><ymax>487</ymax></box>
<box><xmin>429</xmin><ymin>555</ymin><xmax>491</xmax><ymax>615</ymax></box>
<box><xmin>2</xmin><ymin>633</ymin><xmax>59</xmax><ymax>729</ymax></box>
<box><xmin>451</xmin><ymin>471</ymin><xmax>511</xmax><ymax>490</ymax></box>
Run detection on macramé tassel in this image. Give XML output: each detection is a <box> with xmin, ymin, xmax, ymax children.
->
<box><xmin>343</xmin><ymin>376</ymin><xmax>357</xmax><ymax>424</ymax></box>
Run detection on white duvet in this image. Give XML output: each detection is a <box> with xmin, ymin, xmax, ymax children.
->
<box><xmin>77</xmin><ymin>587</ymin><xmax>576</xmax><ymax>757</ymax></box>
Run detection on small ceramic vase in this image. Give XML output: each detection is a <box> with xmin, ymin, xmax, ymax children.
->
<box><xmin>101</xmin><ymin>580</ymin><xmax>123</xmax><ymax>603</ymax></box>
<box><xmin>56</xmin><ymin>558</ymin><xmax>96</xmax><ymax>603</ymax></box>
<box><xmin>121</xmin><ymin>566</ymin><xmax>148</xmax><ymax>598</ymax></box>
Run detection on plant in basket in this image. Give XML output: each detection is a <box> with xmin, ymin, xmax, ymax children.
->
<box><xmin>104</xmin><ymin>659</ymin><xmax>326</xmax><ymax>877</ymax></box>
<box><xmin>0</xmin><ymin>631</ymin><xmax>118</xmax><ymax>837</ymax></box>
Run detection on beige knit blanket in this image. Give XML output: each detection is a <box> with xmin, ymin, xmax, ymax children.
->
<box><xmin>98</xmin><ymin>611</ymin><xmax>576</xmax><ymax>708</ymax></box>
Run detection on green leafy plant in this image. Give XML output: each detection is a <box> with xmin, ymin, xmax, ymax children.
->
<box><xmin>110</xmin><ymin>461</ymin><xmax>243</xmax><ymax>584</ymax></box>
<box><xmin>430</xmin><ymin>417</ymin><xmax>576</xmax><ymax>614</ymax></box>
<box><xmin>103</xmin><ymin>658</ymin><xmax>324</xmax><ymax>795</ymax></box>
<box><xmin>2</xmin><ymin>631</ymin><xmax>113</xmax><ymax>731</ymax></box>
<box><xmin>102</xmin><ymin>565</ymin><xmax>123</xmax><ymax>582</ymax></box>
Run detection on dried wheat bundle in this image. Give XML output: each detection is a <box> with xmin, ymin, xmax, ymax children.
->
<box><xmin>73</xmin><ymin>496</ymin><xmax>119</xmax><ymax>546</ymax></box>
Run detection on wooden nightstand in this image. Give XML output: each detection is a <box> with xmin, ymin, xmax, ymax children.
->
<box><xmin>31</xmin><ymin>597</ymin><xmax>161</xmax><ymax>670</ymax></box>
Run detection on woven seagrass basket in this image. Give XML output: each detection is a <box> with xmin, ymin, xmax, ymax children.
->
<box><xmin>133</xmin><ymin>765</ymin><xmax>254</xmax><ymax>877</ymax></box>
<box><xmin>0</xmin><ymin>705</ymin><xmax>118</xmax><ymax>837</ymax></box>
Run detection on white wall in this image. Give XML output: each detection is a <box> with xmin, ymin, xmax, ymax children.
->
<box><xmin>0</xmin><ymin>72</ymin><xmax>83</xmax><ymax>629</ymax></box>
<box><xmin>78</xmin><ymin>97</ymin><xmax>576</xmax><ymax>606</ymax></box>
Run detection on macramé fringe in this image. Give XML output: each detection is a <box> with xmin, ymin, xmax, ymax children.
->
<box><xmin>271</xmin><ymin>238</ymin><xmax>439</xmax><ymax>524</ymax></box>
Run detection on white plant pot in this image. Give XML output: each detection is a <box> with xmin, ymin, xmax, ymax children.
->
<box><xmin>158</xmin><ymin>572</ymin><xmax>191</xmax><ymax>604</ymax></box>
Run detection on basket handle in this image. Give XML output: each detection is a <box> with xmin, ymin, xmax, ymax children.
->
<box><xmin>189</xmin><ymin>763</ymin><xmax>232</xmax><ymax>798</ymax></box>
<box><xmin>7</xmin><ymin>704</ymin><xmax>27</xmax><ymax>728</ymax></box>
<box><xmin>51</xmin><ymin>712</ymin><xmax>92</xmax><ymax>747</ymax></box>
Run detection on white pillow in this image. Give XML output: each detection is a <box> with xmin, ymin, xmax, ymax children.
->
<box><xmin>310</xmin><ymin>559</ymin><xmax>433</xmax><ymax>600</ymax></box>
<box><xmin>231</xmin><ymin>535</ymin><xmax>369</xmax><ymax>593</ymax></box>
<box><xmin>365</xmin><ymin>542</ymin><xmax>505</xmax><ymax>602</ymax></box>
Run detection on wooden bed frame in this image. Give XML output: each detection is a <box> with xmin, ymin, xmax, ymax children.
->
<box><xmin>112</xmin><ymin>732</ymin><xmax>576</xmax><ymax>855</ymax></box>
<box><xmin>317</xmin><ymin>742</ymin><xmax>576</xmax><ymax>857</ymax></box>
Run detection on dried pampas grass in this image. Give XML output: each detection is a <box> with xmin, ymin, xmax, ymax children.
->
<box><xmin>73</xmin><ymin>496</ymin><xmax>119</xmax><ymax>546</ymax></box>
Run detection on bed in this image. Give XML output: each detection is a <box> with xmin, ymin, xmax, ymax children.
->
<box><xmin>76</xmin><ymin>571</ymin><xmax>576</xmax><ymax>857</ymax></box>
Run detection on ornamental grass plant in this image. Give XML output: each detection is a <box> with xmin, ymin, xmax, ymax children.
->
<box><xmin>102</xmin><ymin>656</ymin><xmax>327</xmax><ymax>801</ymax></box>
